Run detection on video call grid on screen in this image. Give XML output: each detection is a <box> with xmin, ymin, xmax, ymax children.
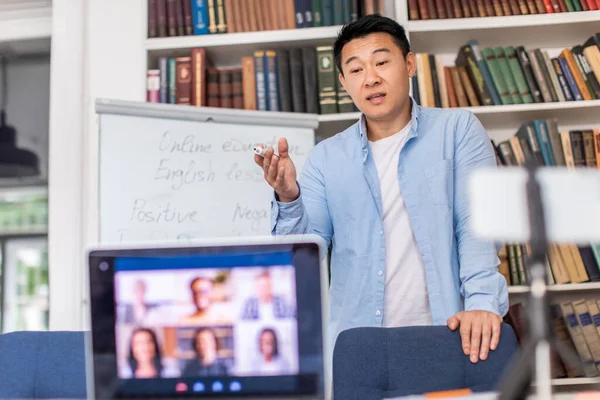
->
<box><xmin>114</xmin><ymin>252</ymin><xmax>300</xmax><ymax>381</ymax></box>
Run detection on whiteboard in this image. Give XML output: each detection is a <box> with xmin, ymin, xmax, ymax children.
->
<box><xmin>96</xmin><ymin>99</ymin><xmax>317</xmax><ymax>245</ymax></box>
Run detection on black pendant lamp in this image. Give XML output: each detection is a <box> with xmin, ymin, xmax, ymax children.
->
<box><xmin>0</xmin><ymin>56</ymin><xmax>39</xmax><ymax>178</ymax></box>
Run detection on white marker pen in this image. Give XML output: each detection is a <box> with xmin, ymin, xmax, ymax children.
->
<box><xmin>253</xmin><ymin>146</ymin><xmax>278</xmax><ymax>158</ymax></box>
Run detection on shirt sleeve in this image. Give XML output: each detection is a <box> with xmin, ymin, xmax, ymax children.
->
<box><xmin>270</xmin><ymin>149</ymin><xmax>333</xmax><ymax>248</ymax></box>
<box><xmin>453</xmin><ymin>111</ymin><xmax>509</xmax><ymax>318</ymax></box>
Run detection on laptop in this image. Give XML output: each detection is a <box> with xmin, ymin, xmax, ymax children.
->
<box><xmin>85</xmin><ymin>235</ymin><xmax>328</xmax><ymax>400</ymax></box>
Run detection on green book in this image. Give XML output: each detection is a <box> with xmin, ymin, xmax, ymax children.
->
<box><xmin>312</xmin><ymin>0</ymin><xmax>323</xmax><ymax>27</ymax></box>
<box><xmin>504</xmin><ymin>46</ymin><xmax>534</xmax><ymax>104</ymax></box>
<box><xmin>493</xmin><ymin>47</ymin><xmax>522</xmax><ymax>104</ymax></box>
<box><xmin>482</xmin><ymin>47</ymin><xmax>512</xmax><ymax>105</ymax></box>
<box><xmin>316</xmin><ymin>46</ymin><xmax>338</xmax><ymax>115</ymax></box>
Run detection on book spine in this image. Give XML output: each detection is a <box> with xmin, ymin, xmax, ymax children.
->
<box><xmin>302</xmin><ymin>47</ymin><xmax>320</xmax><ymax>114</ymax></box>
<box><xmin>254</xmin><ymin>51</ymin><xmax>268</xmax><ymax>111</ymax></box>
<box><xmin>148</xmin><ymin>0</ymin><xmax>158</xmax><ymax>37</ymax></box>
<box><xmin>551</xmin><ymin>58</ymin><xmax>574</xmax><ymax>101</ymax></box>
<box><xmin>317</xmin><ymin>46</ymin><xmax>338</xmax><ymax>114</ymax></box>
<box><xmin>277</xmin><ymin>50</ymin><xmax>293</xmax><ymax>112</ymax></box>
<box><xmin>529</xmin><ymin>50</ymin><xmax>553</xmax><ymax>103</ymax></box>
<box><xmin>175</xmin><ymin>56</ymin><xmax>192</xmax><ymax>104</ymax></box>
<box><xmin>290</xmin><ymin>48</ymin><xmax>306</xmax><ymax>112</ymax></box>
<box><xmin>183</xmin><ymin>0</ymin><xmax>193</xmax><ymax>34</ymax></box>
<box><xmin>483</xmin><ymin>47</ymin><xmax>512</xmax><ymax>105</ymax></box>
<box><xmin>219</xmin><ymin>69</ymin><xmax>233</xmax><ymax>108</ymax></box>
<box><xmin>156</xmin><ymin>0</ymin><xmax>168</xmax><ymax>37</ymax></box>
<box><xmin>231</xmin><ymin>68</ymin><xmax>243</xmax><ymax>109</ymax></box>
<box><xmin>191</xmin><ymin>0</ymin><xmax>209</xmax><ymax>35</ymax></box>
<box><xmin>505</xmin><ymin>46</ymin><xmax>534</xmax><ymax>103</ymax></box>
<box><xmin>312</xmin><ymin>0</ymin><xmax>323</xmax><ymax>25</ymax></box>
<box><xmin>175</xmin><ymin>0</ymin><xmax>186</xmax><ymax>35</ymax></box>
<box><xmin>322</xmin><ymin>0</ymin><xmax>333</xmax><ymax>25</ymax></box>
<box><xmin>207</xmin><ymin>68</ymin><xmax>220</xmax><ymax>107</ymax></box>
<box><xmin>168</xmin><ymin>57</ymin><xmax>177</xmax><ymax>104</ymax></box>
<box><xmin>516</xmin><ymin>46</ymin><xmax>543</xmax><ymax>103</ymax></box>
<box><xmin>147</xmin><ymin>69</ymin><xmax>160</xmax><ymax>103</ymax></box>
<box><xmin>558</xmin><ymin>57</ymin><xmax>583</xmax><ymax>101</ymax></box>
<box><xmin>264</xmin><ymin>50</ymin><xmax>280</xmax><ymax>111</ymax></box>
<box><xmin>191</xmin><ymin>48</ymin><xmax>206</xmax><ymax>106</ymax></box>
<box><xmin>241</xmin><ymin>56</ymin><xmax>257</xmax><ymax>110</ymax></box>
<box><xmin>542</xmin><ymin>51</ymin><xmax>565</xmax><ymax>102</ymax></box>
<box><xmin>158</xmin><ymin>57</ymin><xmax>168</xmax><ymax>103</ymax></box>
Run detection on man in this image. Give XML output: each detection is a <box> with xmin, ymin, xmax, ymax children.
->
<box><xmin>254</xmin><ymin>14</ymin><xmax>508</xmax><ymax>364</ymax></box>
<box><xmin>179</xmin><ymin>276</ymin><xmax>232</xmax><ymax>326</ymax></box>
<box><xmin>241</xmin><ymin>270</ymin><xmax>294</xmax><ymax>320</ymax></box>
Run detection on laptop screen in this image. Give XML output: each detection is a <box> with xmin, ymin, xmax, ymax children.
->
<box><xmin>87</xmin><ymin>240</ymin><xmax>325</xmax><ymax>399</ymax></box>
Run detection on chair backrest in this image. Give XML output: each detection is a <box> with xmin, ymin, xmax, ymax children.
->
<box><xmin>332</xmin><ymin>323</ymin><xmax>519</xmax><ymax>400</ymax></box>
<box><xmin>0</xmin><ymin>331</ymin><xmax>88</xmax><ymax>399</ymax></box>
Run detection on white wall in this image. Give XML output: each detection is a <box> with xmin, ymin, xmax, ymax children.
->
<box><xmin>0</xmin><ymin>56</ymin><xmax>50</xmax><ymax>184</ymax></box>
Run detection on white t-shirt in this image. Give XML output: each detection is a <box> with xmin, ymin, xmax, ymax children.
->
<box><xmin>369</xmin><ymin>121</ymin><xmax>433</xmax><ymax>327</ymax></box>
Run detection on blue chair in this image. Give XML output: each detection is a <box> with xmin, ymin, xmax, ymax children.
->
<box><xmin>332</xmin><ymin>323</ymin><xmax>519</xmax><ymax>400</ymax></box>
<box><xmin>0</xmin><ymin>331</ymin><xmax>88</xmax><ymax>399</ymax></box>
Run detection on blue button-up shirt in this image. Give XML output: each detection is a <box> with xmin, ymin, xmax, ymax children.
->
<box><xmin>270</xmin><ymin>98</ymin><xmax>509</xmax><ymax>357</ymax></box>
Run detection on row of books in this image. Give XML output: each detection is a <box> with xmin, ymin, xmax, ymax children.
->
<box><xmin>146</xmin><ymin>46</ymin><xmax>358</xmax><ymax>115</ymax></box>
<box><xmin>413</xmin><ymin>33</ymin><xmax>600</xmax><ymax>108</ymax></box>
<box><xmin>493</xmin><ymin>120</ymin><xmax>600</xmax><ymax>286</ymax></box>
<box><xmin>147</xmin><ymin>0</ymin><xmax>384</xmax><ymax>38</ymax></box>
<box><xmin>506</xmin><ymin>301</ymin><xmax>600</xmax><ymax>378</ymax></box>
<box><xmin>407</xmin><ymin>0</ymin><xmax>600</xmax><ymax>20</ymax></box>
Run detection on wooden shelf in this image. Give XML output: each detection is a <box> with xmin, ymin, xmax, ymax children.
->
<box><xmin>465</xmin><ymin>100</ymin><xmax>600</xmax><ymax>115</ymax></box>
<box><xmin>316</xmin><ymin>101</ymin><xmax>600</xmax><ymax>124</ymax></box>
<box><xmin>407</xmin><ymin>11</ymin><xmax>600</xmax><ymax>33</ymax></box>
<box><xmin>145</xmin><ymin>25</ymin><xmax>342</xmax><ymax>51</ymax></box>
<box><xmin>318</xmin><ymin>112</ymin><xmax>361</xmax><ymax>123</ymax></box>
<box><xmin>548</xmin><ymin>377</ymin><xmax>600</xmax><ymax>386</ymax></box>
<box><xmin>509</xmin><ymin>282</ymin><xmax>600</xmax><ymax>294</ymax></box>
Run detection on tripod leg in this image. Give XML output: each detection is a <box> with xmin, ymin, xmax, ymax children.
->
<box><xmin>498</xmin><ymin>339</ymin><xmax>536</xmax><ymax>400</ymax></box>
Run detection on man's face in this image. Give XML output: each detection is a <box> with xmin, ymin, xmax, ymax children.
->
<box><xmin>191</xmin><ymin>278</ymin><xmax>212</xmax><ymax>311</ymax></box>
<box><xmin>338</xmin><ymin>32</ymin><xmax>415</xmax><ymax>122</ymax></box>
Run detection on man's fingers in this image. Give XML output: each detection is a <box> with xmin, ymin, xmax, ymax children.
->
<box><xmin>459</xmin><ymin>318</ymin><xmax>472</xmax><ymax>356</ymax></box>
<box><xmin>447</xmin><ymin>316</ymin><xmax>459</xmax><ymax>331</ymax></box>
<box><xmin>470</xmin><ymin>319</ymin><xmax>482</xmax><ymax>363</ymax></box>
<box><xmin>490</xmin><ymin>317</ymin><xmax>502</xmax><ymax>351</ymax></box>
<box><xmin>278</xmin><ymin>138</ymin><xmax>289</xmax><ymax>159</ymax></box>
<box><xmin>267</xmin><ymin>154</ymin><xmax>279</xmax><ymax>182</ymax></box>
<box><xmin>480</xmin><ymin>320</ymin><xmax>492</xmax><ymax>360</ymax></box>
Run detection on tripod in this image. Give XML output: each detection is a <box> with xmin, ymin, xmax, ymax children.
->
<box><xmin>497</xmin><ymin>160</ymin><xmax>585</xmax><ymax>400</ymax></box>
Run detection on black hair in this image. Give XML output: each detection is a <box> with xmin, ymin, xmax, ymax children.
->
<box><xmin>128</xmin><ymin>327</ymin><xmax>163</xmax><ymax>377</ymax></box>
<box><xmin>191</xmin><ymin>327</ymin><xmax>219</xmax><ymax>360</ymax></box>
<box><xmin>258</xmin><ymin>327</ymin><xmax>279</xmax><ymax>357</ymax></box>
<box><xmin>333</xmin><ymin>14</ymin><xmax>411</xmax><ymax>75</ymax></box>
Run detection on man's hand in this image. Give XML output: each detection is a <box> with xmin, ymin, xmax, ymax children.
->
<box><xmin>254</xmin><ymin>138</ymin><xmax>299</xmax><ymax>203</ymax></box>
<box><xmin>447</xmin><ymin>310</ymin><xmax>503</xmax><ymax>363</ymax></box>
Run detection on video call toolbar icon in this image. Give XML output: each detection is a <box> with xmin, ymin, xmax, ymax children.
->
<box><xmin>193</xmin><ymin>382</ymin><xmax>206</xmax><ymax>392</ymax></box>
<box><xmin>212</xmin><ymin>381</ymin><xmax>224</xmax><ymax>392</ymax></box>
<box><xmin>175</xmin><ymin>382</ymin><xmax>188</xmax><ymax>392</ymax></box>
<box><xmin>230</xmin><ymin>381</ymin><xmax>242</xmax><ymax>392</ymax></box>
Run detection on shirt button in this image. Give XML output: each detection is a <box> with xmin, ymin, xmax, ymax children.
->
<box><xmin>376</xmin><ymin>310</ymin><xmax>381</xmax><ymax>316</ymax></box>
<box><xmin>378</xmin><ymin>270</ymin><xmax>383</xmax><ymax>276</ymax></box>
<box><xmin>379</xmin><ymin>230</ymin><xmax>384</xmax><ymax>235</ymax></box>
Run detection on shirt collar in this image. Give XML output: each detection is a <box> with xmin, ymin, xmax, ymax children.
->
<box><xmin>357</xmin><ymin>96</ymin><xmax>421</xmax><ymax>149</ymax></box>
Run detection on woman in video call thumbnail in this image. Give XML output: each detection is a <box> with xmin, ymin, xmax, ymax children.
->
<box><xmin>182</xmin><ymin>327</ymin><xmax>230</xmax><ymax>376</ymax></box>
<box><xmin>255</xmin><ymin>327</ymin><xmax>290</xmax><ymax>375</ymax></box>
<box><xmin>122</xmin><ymin>327</ymin><xmax>178</xmax><ymax>379</ymax></box>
